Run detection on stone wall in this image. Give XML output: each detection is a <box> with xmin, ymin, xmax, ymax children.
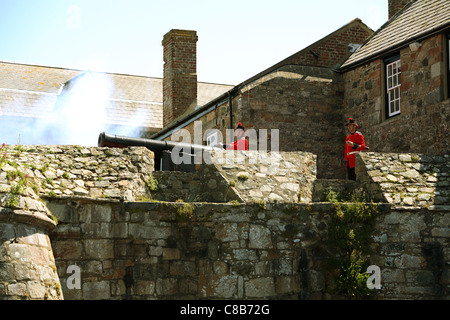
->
<box><xmin>0</xmin><ymin>145</ymin><xmax>154</xmax><ymax>201</ymax></box>
<box><xmin>48</xmin><ymin>198</ymin><xmax>448</xmax><ymax>300</ymax></box>
<box><xmin>370</xmin><ymin>205</ymin><xmax>448</xmax><ymax>299</ymax></box>
<box><xmin>149</xmin><ymin>150</ymin><xmax>317</xmax><ymax>204</ymax></box>
<box><xmin>356</xmin><ymin>152</ymin><xmax>450</xmax><ymax>207</ymax></box>
<box><xmin>343</xmin><ymin>34</ymin><xmax>450</xmax><ymax>156</ymax></box>
<box><xmin>47</xmin><ymin>199</ymin><xmax>345</xmax><ymax>300</ymax></box>
<box><xmin>202</xmin><ymin>150</ymin><xmax>316</xmax><ymax>204</ymax></box>
<box><xmin>0</xmin><ymin>188</ymin><xmax>62</xmax><ymax>299</ymax></box>
<box><xmin>0</xmin><ymin>145</ymin><xmax>448</xmax><ymax>300</ymax></box>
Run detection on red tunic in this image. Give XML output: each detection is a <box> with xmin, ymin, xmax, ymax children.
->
<box><xmin>345</xmin><ymin>131</ymin><xmax>366</xmax><ymax>168</ymax></box>
<box><xmin>226</xmin><ymin>138</ymin><xmax>248</xmax><ymax>150</ymax></box>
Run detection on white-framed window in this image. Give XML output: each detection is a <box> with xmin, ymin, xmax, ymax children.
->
<box><xmin>386</xmin><ymin>58</ymin><xmax>401</xmax><ymax>117</ymax></box>
<box><xmin>206</xmin><ymin>130</ymin><xmax>218</xmax><ymax>147</ymax></box>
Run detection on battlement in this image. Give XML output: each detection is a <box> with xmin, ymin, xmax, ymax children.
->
<box><xmin>0</xmin><ymin>145</ymin><xmax>448</xmax><ymax>299</ymax></box>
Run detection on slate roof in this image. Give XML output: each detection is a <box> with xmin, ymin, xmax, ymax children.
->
<box><xmin>341</xmin><ymin>0</ymin><xmax>450</xmax><ymax>69</ymax></box>
<box><xmin>0</xmin><ymin>61</ymin><xmax>233</xmax><ymax>130</ymax></box>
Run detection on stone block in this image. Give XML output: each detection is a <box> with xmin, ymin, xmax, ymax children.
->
<box><xmin>215</xmin><ymin>223</ymin><xmax>239</xmax><ymax>242</ymax></box>
<box><xmin>199</xmin><ymin>275</ymin><xmax>237</xmax><ymax>298</ymax></box>
<box><xmin>136</xmin><ymin>280</ymin><xmax>155</xmax><ymax>295</ymax></box>
<box><xmin>0</xmin><ymin>263</ymin><xmax>14</xmax><ymax>281</ymax></box>
<box><xmin>162</xmin><ymin>248</ymin><xmax>180</xmax><ymax>260</ymax></box>
<box><xmin>155</xmin><ymin>278</ymin><xmax>178</xmax><ymax>296</ymax></box>
<box><xmin>249</xmin><ymin>225</ymin><xmax>273</xmax><ymax>249</ymax></box>
<box><xmin>7</xmin><ymin>282</ymin><xmax>27</xmax><ymax>297</ymax></box>
<box><xmin>82</xmin><ymin>281</ymin><xmax>111</xmax><ymax>300</ymax></box>
<box><xmin>275</xmin><ymin>276</ymin><xmax>300</xmax><ymax>294</ymax></box>
<box><xmin>83</xmin><ymin>239</ymin><xmax>114</xmax><ymax>259</ymax></box>
<box><xmin>244</xmin><ymin>277</ymin><xmax>275</xmax><ymax>298</ymax></box>
<box><xmin>28</xmin><ymin>280</ymin><xmax>46</xmax><ymax>299</ymax></box>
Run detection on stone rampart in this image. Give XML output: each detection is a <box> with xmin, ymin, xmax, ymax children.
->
<box><xmin>149</xmin><ymin>150</ymin><xmax>316</xmax><ymax>204</ymax></box>
<box><xmin>0</xmin><ymin>145</ymin><xmax>154</xmax><ymax>201</ymax></box>
<box><xmin>200</xmin><ymin>150</ymin><xmax>316</xmax><ymax>204</ymax></box>
<box><xmin>356</xmin><ymin>152</ymin><xmax>449</xmax><ymax>207</ymax></box>
<box><xmin>0</xmin><ymin>187</ymin><xmax>63</xmax><ymax>299</ymax></box>
<box><xmin>0</xmin><ymin>145</ymin><xmax>448</xmax><ymax>300</ymax></box>
<box><xmin>48</xmin><ymin>198</ymin><xmax>448</xmax><ymax>300</ymax></box>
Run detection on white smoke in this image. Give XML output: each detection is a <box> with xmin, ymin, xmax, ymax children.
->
<box><xmin>0</xmin><ymin>71</ymin><xmax>147</xmax><ymax>146</ymax></box>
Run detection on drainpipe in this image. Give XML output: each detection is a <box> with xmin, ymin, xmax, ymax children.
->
<box><xmin>228</xmin><ymin>91</ymin><xmax>233</xmax><ymax>130</ymax></box>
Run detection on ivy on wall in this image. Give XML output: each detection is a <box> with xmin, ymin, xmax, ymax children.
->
<box><xmin>325</xmin><ymin>187</ymin><xmax>379</xmax><ymax>299</ymax></box>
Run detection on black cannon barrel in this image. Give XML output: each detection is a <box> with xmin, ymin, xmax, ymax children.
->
<box><xmin>98</xmin><ymin>132</ymin><xmax>217</xmax><ymax>152</ymax></box>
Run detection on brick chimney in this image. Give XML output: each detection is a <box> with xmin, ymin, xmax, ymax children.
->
<box><xmin>388</xmin><ymin>0</ymin><xmax>411</xmax><ymax>19</ymax></box>
<box><xmin>162</xmin><ymin>29</ymin><xmax>198</xmax><ymax>127</ymax></box>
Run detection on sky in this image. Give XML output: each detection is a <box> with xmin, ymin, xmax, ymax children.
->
<box><xmin>0</xmin><ymin>0</ymin><xmax>389</xmax><ymax>85</ymax></box>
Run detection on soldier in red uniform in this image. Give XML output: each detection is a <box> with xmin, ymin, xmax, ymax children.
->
<box><xmin>345</xmin><ymin>118</ymin><xmax>366</xmax><ymax>180</ymax></box>
<box><xmin>220</xmin><ymin>122</ymin><xmax>248</xmax><ymax>151</ymax></box>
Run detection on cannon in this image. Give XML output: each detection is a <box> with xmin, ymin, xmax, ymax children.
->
<box><xmin>98</xmin><ymin>132</ymin><xmax>218</xmax><ymax>172</ymax></box>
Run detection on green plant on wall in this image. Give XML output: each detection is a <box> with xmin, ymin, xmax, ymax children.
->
<box><xmin>146</xmin><ymin>174</ymin><xmax>159</xmax><ymax>192</ymax></box>
<box><xmin>325</xmin><ymin>188</ymin><xmax>378</xmax><ymax>299</ymax></box>
<box><xmin>175</xmin><ymin>199</ymin><xmax>194</xmax><ymax>222</ymax></box>
<box><xmin>4</xmin><ymin>171</ymin><xmax>30</xmax><ymax>208</ymax></box>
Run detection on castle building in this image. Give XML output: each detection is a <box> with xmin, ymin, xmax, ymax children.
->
<box><xmin>0</xmin><ymin>0</ymin><xmax>449</xmax><ymax>301</ymax></box>
<box><xmin>152</xmin><ymin>0</ymin><xmax>450</xmax><ymax>179</ymax></box>
<box><xmin>0</xmin><ymin>1</ymin><xmax>448</xmax><ymax>178</ymax></box>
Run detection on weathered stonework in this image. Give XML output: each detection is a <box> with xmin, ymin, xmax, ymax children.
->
<box><xmin>343</xmin><ymin>34</ymin><xmax>450</xmax><ymax>157</ymax></box>
<box><xmin>202</xmin><ymin>150</ymin><xmax>316</xmax><ymax>204</ymax></box>
<box><xmin>0</xmin><ymin>145</ymin><xmax>154</xmax><ymax>201</ymax></box>
<box><xmin>0</xmin><ymin>187</ymin><xmax>62</xmax><ymax>299</ymax></box>
<box><xmin>356</xmin><ymin>152</ymin><xmax>450</xmax><ymax>207</ymax></box>
<box><xmin>0</xmin><ymin>145</ymin><xmax>448</xmax><ymax>300</ymax></box>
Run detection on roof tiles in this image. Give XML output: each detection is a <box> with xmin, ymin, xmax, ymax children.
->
<box><xmin>341</xmin><ymin>0</ymin><xmax>450</xmax><ymax>69</ymax></box>
<box><xmin>0</xmin><ymin>61</ymin><xmax>233</xmax><ymax>130</ymax></box>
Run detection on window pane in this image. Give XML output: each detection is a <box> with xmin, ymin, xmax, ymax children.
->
<box><xmin>386</xmin><ymin>58</ymin><xmax>401</xmax><ymax>117</ymax></box>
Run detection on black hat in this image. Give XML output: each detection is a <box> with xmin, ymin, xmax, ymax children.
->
<box><xmin>345</xmin><ymin>118</ymin><xmax>359</xmax><ymax>129</ymax></box>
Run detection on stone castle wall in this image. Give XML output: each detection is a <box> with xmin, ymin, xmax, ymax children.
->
<box><xmin>356</xmin><ymin>152</ymin><xmax>450</xmax><ymax>207</ymax></box>
<box><xmin>0</xmin><ymin>187</ymin><xmax>62</xmax><ymax>299</ymax></box>
<box><xmin>48</xmin><ymin>199</ymin><xmax>448</xmax><ymax>300</ymax></box>
<box><xmin>0</xmin><ymin>145</ymin><xmax>448</xmax><ymax>300</ymax></box>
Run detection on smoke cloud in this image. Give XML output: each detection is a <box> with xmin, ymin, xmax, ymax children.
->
<box><xmin>0</xmin><ymin>71</ymin><xmax>146</xmax><ymax>146</ymax></box>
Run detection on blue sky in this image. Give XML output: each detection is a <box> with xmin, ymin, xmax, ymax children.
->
<box><xmin>0</xmin><ymin>0</ymin><xmax>388</xmax><ymax>85</ymax></box>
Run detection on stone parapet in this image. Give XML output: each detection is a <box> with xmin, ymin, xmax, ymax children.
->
<box><xmin>0</xmin><ymin>145</ymin><xmax>154</xmax><ymax>201</ymax></box>
<box><xmin>356</xmin><ymin>152</ymin><xmax>449</xmax><ymax>206</ymax></box>
<box><xmin>202</xmin><ymin>150</ymin><xmax>317</xmax><ymax>204</ymax></box>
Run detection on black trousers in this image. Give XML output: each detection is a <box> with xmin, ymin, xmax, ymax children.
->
<box><xmin>347</xmin><ymin>167</ymin><xmax>356</xmax><ymax>180</ymax></box>
<box><xmin>347</xmin><ymin>165</ymin><xmax>356</xmax><ymax>180</ymax></box>
<box><xmin>346</xmin><ymin>160</ymin><xmax>356</xmax><ymax>180</ymax></box>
